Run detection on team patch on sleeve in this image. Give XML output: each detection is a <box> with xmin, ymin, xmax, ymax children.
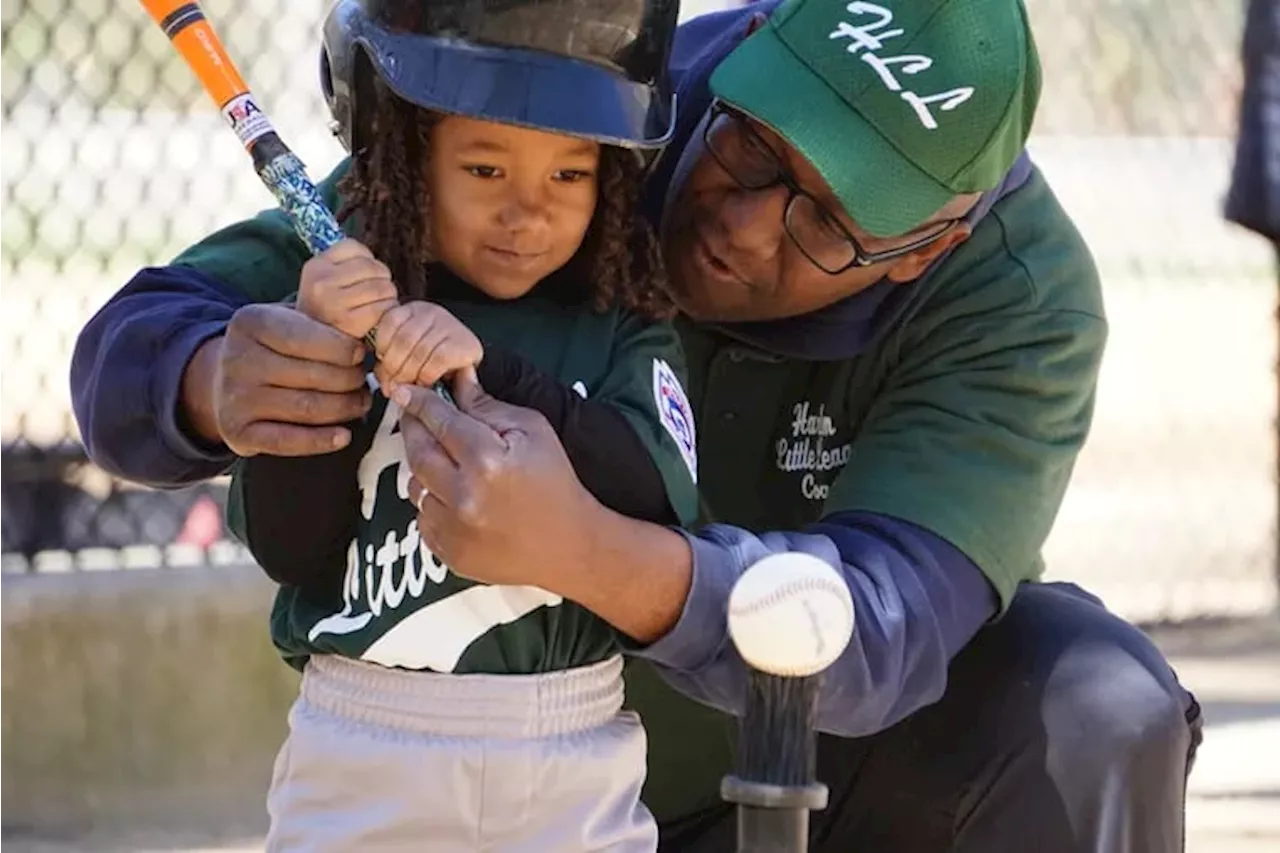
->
<box><xmin>652</xmin><ymin>358</ymin><xmax>698</xmax><ymax>484</ymax></box>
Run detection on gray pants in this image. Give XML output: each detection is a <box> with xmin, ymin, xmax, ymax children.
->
<box><xmin>266</xmin><ymin>654</ymin><xmax>657</xmax><ymax>853</ymax></box>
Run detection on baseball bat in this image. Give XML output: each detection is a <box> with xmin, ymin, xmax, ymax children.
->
<box><xmin>140</xmin><ymin>0</ymin><xmax>387</xmax><ymax>353</ymax></box>
<box><xmin>141</xmin><ymin>0</ymin><xmax>344</xmax><ymax>254</ymax></box>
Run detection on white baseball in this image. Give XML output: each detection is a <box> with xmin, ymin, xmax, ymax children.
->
<box><xmin>726</xmin><ymin>553</ymin><xmax>855</xmax><ymax>677</ymax></box>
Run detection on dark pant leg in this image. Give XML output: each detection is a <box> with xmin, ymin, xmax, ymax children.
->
<box><xmin>658</xmin><ymin>582</ymin><xmax>1203</xmax><ymax>853</ymax></box>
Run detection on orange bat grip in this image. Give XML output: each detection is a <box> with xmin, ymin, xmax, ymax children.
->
<box><xmin>141</xmin><ymin>0</ymin><xmax>249</xmax><ymax>108</ymax></box>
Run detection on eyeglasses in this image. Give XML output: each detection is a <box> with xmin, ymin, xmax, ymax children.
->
<box><xmin>702</xmin><ymin>100</ymin><xmax>959</xmax><ymax>276</ymax></box>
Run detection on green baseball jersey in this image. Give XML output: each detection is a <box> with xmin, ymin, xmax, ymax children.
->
<box><xmin>685</xmin><ymin>167</ymin><xmax>1102</xmax><ymax>602</ymax></box>
<box><xmin>627</xmin><ymin>165</ymin><xmax>1107</xmax><ymax>822</ymax></box>
<box><xmin>175</xmin><ymin>166</ymin><xmax>700</xmax><ymax>675</ymax></box>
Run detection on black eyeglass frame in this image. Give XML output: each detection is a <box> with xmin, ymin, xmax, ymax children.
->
<box><xmin>702</xmin><ymin>99</ymin><xmax>961</xmax><ymax>276</ymax></box>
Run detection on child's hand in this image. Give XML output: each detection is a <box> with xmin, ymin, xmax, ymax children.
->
<box><xmin>297</xmin><ymin>239</ymin><xmax>399</xmax><ymax>340</ymax></box>
<box><xmin>371</xmin><ymin>302</ymin><xmax>484</xmax><ymax>391</ymax></box>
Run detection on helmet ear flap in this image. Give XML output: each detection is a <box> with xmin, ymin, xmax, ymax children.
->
<box><xmin>318</xmin><ymin>46</ymin><xmax>349</xmax><ymax>148</ymax></box>
<box><xmin>320</xmin><ymin>0</ymin><xmax>363</xmax><ymax>151</ymax></box>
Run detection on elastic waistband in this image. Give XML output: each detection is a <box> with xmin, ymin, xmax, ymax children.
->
<box><xmin>300</xmin><ymin>654</ymin><xmax>626</xmax><ymax>738</ymax></box>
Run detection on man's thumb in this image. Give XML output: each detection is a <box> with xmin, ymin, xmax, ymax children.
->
<box><xmin>450</xmin><ymin>366</ymin><xmax>483</xmax><ymax>409</ymax></box>
<box><xmin>457</xmin><ymin>381</ymin><xmax>532</xmax><ymax>435</ymax></box>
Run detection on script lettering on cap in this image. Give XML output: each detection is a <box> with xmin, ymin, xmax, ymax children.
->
<box><xmin>828</xmin><ymin>2</ymin><xmax>975</xmax><ymax>131</ymax></box>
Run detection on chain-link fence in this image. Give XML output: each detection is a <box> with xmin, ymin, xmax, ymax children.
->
<box><xmin>1</xmin><ymin>0</ymin><xmax>1274</xmax><ymax>620</ymax></box>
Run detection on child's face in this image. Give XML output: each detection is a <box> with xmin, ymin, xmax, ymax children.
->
<box><xmin>429</xmin><ymin>115</ymin><xmax>601</xmax><ymax>299</ymax></box>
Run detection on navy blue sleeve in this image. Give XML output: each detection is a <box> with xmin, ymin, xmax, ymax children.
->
<box><xmin>630</xmin><ymin>511</ymin><xmax>998</xmax><ymax>737</ymax></box>
<box><xmin>70</xmin><ymin>265</ymin><xmax>248</xmax><ymax>488</ymax></box>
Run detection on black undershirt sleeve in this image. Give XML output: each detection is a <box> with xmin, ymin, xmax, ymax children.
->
<box><xmin>474</xmin><ymin>347</ymin><xmax>676</xmax><ymax>525</ymax></box>
<box><xmin>238</xmin><ymin>347</ymin><xmax>677</xmax><ymax>595</ymax></box>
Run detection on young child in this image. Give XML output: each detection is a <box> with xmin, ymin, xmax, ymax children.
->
<box><xmin>185</xmin><ymin>0</ymin><xmax>698</xmax><ymax>850</ymax></box>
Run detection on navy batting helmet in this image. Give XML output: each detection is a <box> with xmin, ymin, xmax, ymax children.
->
<box><xmin>319</xmin><ymin>0</ymin><xmax>680</xmax><ymax>152</ymax></box>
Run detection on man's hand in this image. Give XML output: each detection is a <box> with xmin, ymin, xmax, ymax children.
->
<box><xmin>186</xmin><ymin>303</ymin><xmax>372</xmax><ymax>457</ymax></box>
<box><xmin>391</xmin><ymin>380</ymin><xmax>694</xmax><ymax>643</ymax></box>
<box><xmin>391</xmin><ymin>380</ymin><xmax>597</xmax><ymax>590</ymax></box>
<box><xmin>296</xmin><ymin>238</ymin><xmax>399</xmax><ymax>340</ymax></box>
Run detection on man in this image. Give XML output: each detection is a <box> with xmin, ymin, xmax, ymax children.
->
<box><xmin>71</xmin><ymin>0</ymin><xmax>1200</xmax><ymax>850</ymax></box>
<box><xmin>1226</xmin><ymin>0</ymin><xmax>1280</xmax><ymax>595</ymax></box>
<box><xmin>1226</xmin><ymin>0</ymin><xmax>1280</xmax><ymax>249</ymax></box>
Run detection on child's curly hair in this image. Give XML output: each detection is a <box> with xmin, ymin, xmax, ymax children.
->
<box><xmin>336</xmin><ymin>71</ymin><xmax>674</xmax><ymax>321</ymax></box>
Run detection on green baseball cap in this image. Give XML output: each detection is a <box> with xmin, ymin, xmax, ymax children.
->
<box><xmin>709</xmin><ymin>0</ymin><xmax>1041</xmax><ymax>238</ymax></box>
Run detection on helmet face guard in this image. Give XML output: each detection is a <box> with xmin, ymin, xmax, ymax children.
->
<box><xmin>321</xmin><ymin>0</ymin><xmax>679</xmax><ymax>151</ymax></box>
